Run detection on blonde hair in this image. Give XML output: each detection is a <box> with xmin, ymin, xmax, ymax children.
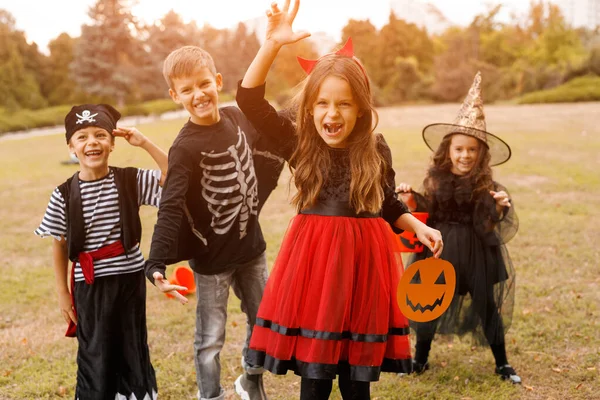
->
<box><xmin>290</xmin><ymin>55</ymin><xmax>384</xmax><ymax>214</ymax></box>
<box><xmin>162</xmin><ymin>46</ymin><xmax>217</xmax><ymax>89</ymax></box>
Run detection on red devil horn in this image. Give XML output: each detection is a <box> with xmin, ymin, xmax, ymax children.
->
<box><xmin>297</xmin><ymin>56</ymin><xmax>318</xmax><ymax>75</ymax></box>
<box><xmin>335</xmin><ymin>37</ymin><xmax>354</xmax><ymax>57</ymax></box>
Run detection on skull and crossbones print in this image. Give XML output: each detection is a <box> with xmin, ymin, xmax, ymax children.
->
<box><xmin>76</xmin><ymin>110</ymin><xmax>98</xmax><ymax>124</ymax></box>
<box><xmin>199</xmin><ymin>127</ymin><xmax>258</xmax><ymax>239</ymax></box>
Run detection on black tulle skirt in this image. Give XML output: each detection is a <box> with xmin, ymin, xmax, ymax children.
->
<box><xmin>407</xmin><ymin>221</ymin><xmax>515</xmax><ymax>345</ymax></box>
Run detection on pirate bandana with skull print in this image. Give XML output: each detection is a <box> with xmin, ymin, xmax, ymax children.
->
<box><xmin>64</xmin><ymin>104</ymin><xmax>121</xmax><ymax>143</ymax></box>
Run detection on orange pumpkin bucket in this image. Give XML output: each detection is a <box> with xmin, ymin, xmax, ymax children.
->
<box><xmin>397</xmin><ymin>257</ymin><xmax>456</xmax><ymax>322</ymax></box>
<box><xmin>174</xmin><ymin>266</ymin><xmax>196</xmax><ymax>295</ymax></box>
<box><xmin>164</xmin><ymin>266</ymin><xmax>196</xmax><ymax>298</ymax></box>
<box><xmin>398</xmin><ymin>212</ymin><xmax>429</xmax><ymax>253</ymax></box>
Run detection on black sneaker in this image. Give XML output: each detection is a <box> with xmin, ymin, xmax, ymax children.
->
<box><xmin>495</xmin><ymin>364</ymin><xmax>522</xmax><ymax>384</ymax></box>
<box><xmin>413</xmin><ymin>360</ymin><xmax>430</xmax><ymax>374</ymax></box>
<box><xmin>235</xmin><ymin>372</ymin><xmax>268</xmax><ymax>400</ymax></box>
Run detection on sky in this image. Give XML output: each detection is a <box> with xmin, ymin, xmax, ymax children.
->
<box><xmin>0</xmin><ymin>0</ymin><xmax>587</xmax><ymax>53</ymax></box>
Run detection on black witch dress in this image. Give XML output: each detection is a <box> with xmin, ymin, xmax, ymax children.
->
<box><xmin>407</xmin><ymin>171</ymin><xmax>518</xmax><ymax>345</ymax></box>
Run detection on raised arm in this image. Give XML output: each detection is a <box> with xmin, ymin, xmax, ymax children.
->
<box><xmin>241</xmin><ymin>0</ymin><xmax>310</xmax><ymax>89</ymax></box>
<box><xmin>113</xmin><ymin>127</ymin><xmax>168</xmax><ymax>186</ymax></box>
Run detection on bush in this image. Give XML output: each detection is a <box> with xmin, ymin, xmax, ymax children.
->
<box><xmin>0</xmin><ymin>105</ymin><xmax>72</xmax><ymax>134</ymax></box>
<box><xmin>122</xmin><ymin>99</ymin><xmax>181</xmax><ymax>117</ymax></box>
<box><xmin>0</xmin><ymin>93</ymin><xmax>242</xmax><ymax>135</ymax></box>
<box><xmin>516</xmin><ymin>75</ymin><xmax>600</xmax><ymax>104</ymax></box>
<box><xmin>0</xmin><ymin>98</ymin><xmax>186</xmax><ymax>135</ymax></box>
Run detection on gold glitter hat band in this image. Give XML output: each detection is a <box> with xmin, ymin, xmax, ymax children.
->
<box><xmin>422</xmin><ymin>72</ymin><xmax>511</xmax><ymax>166</ymax></box>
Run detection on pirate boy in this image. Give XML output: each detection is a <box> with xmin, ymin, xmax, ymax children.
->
<box><xmin>35</xmin><ymin>103</ymin><xmax>170</xmax><ymax>399</ymax></box>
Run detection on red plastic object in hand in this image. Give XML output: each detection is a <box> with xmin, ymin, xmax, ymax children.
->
<box><xmin>164</xmin><ymin>266</ymin><xmax>196</xmax><ymax>298</ymax></box>
<box><xmin>398</xmin><ymin>212</ymin><xmax>430</xmax><ymax>253</ymax></box>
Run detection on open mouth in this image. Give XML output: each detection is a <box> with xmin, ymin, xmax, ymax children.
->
<box><xmin>323</xmin><ymin>123</ymin><xmax>343</xmax><ymax>136</ymax></box>
<box><xmin>406</xmin><ymin>293</ymin><xmax>445</xmax><ymax>313</ymax></box>
<box><xmin>194</xmin><ymin>100</ymin><xmax>211</xmax><ymax>110</ymax></box>
<box><xmin>84</xmin><ymin>150</ymin><xmax>102</xmax><ymax>157</ymax></box>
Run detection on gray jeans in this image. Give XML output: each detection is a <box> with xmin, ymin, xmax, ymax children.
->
<box><xmin>191</xmin><ymin>252</ymin><xmax>267</xmax><ymax>400</ymax></box>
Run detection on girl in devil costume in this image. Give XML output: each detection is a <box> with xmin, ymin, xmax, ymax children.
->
<box><xmin>35</xmin><ymin>104</ymin><xmax>171</xmax><ymax>399</ymax></box>
<box><xmin>397</xmin><ymin>72</ymin><xmax>521</xmax><ymax>384</ymax></box>
<box><xmin>236</xmin><ymin>1</ymin><xmax>443</xmax><ymax>399</ymax></box>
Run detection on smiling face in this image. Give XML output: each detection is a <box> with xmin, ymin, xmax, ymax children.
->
<box><xmin>169</xmin><ymin>66</ymin><xmax>223</xmax><ymax>126</ymax></box>
<box><xmin>311</xmin><ymin>75</ymin><xmax>361</xmax><ymax>149</ymax></box>
<box><xmin>449</xmin><ymin>134</ymin><xmax>481</xmax><ymax>176</ymax></box>
<box><xmin>68</xmin><ymin>126</ymin><xmax>114</xmax><ymax>180</ymax></box>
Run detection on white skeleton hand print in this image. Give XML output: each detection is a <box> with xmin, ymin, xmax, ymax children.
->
<box><xmin>200</xmin><ymin>127</ymin><xmax>258</xmax><ymax>238</ymax></box>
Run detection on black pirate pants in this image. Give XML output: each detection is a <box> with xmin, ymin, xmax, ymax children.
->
<box><xmin>74</xmin><ymin>270</ymin><xmax>157</xmax><ymax>400</ymax></box>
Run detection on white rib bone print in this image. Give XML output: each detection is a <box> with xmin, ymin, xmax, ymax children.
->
<box><xmin>199</xmin><ymin>127</ymin><xmax>258</xmax><ymax>239</ymax></box>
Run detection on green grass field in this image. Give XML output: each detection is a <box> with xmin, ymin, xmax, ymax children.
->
<box><xmin>0</xmin><ymin>102</ymin><xmax>598</xmax><ymax>399</ymax></box>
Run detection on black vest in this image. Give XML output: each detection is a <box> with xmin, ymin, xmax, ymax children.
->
<box><xmin>57</xmin><ymin>167</ymin><xmax>141</xmax><ymax>262</ymax></box>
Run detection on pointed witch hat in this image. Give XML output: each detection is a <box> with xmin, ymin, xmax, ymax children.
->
<box><xmin>422</xmin><ymin>72</ymin><xmax>511</xmax><ymax>166</ymax></box>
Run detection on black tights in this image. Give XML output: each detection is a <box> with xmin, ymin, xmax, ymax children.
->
<box><xmin>300</xmin><ymin>370</ymin><xmax>370</xmax><ymax>400</ymax></box>
<box><xmin>415</xmin><ymin>290</ymin><xmax>508</xmax><ymax>367</ymax></box>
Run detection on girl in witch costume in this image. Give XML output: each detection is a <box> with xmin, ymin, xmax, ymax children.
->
<box><xmin>396</xmin><ymin>72</ymin><xmax>521</xmax><ymax>384</ymax></box>
<box><xmin>35</xmin><ymin>104</ymin><xmax>173</xmax><ymax>399</ymax></box>
<box><xmin>236</xmin><ymin>1</ymin><xmax>443</xmax><ymax>399</ymax></box>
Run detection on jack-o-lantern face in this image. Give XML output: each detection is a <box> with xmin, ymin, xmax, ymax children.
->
<box><xmin>397</xmin><ymin>212</ymin><xmax>429</xmax><ymax>253</ymax></box>
<box><xmin>399</xmin><ymin>231</ymin><xmax>425</xmax><ymax>252</ymax></box>
<box><xmin>397</xmin><ymin>258</ymin><xmax>456</xmax><ymax>322</ymax></box>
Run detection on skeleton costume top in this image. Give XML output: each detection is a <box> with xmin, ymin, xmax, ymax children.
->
<box><xmin>145</xmin><ymin>106</ymin><xmax>272</xmax><ymax>281</ymax></box>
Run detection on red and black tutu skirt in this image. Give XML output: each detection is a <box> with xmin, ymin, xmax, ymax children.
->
<box><xmin>247</xmin><ymin>211</ymin><xmax>412</xmax><ymax>381</ymax></box>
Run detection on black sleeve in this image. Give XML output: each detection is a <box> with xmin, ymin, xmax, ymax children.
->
<box><xmin>492</xmin><ymin>182</ymin><xmax>519</xmax><ymax>243</ymax></box>
<box><xmin>412</xmin><ymin>191</ymin><xmax>430</xmax><ymax>212</ymax></box>
<box><xmin>236</xmin><ymin>81</ymin><xmax>296</xmax><ymax>160</ymax></box>
<box><xmin>144</xmin><ymin>143</ymin><xmax>194</xmax><ymax>284</ymax></box>
<box><xmin>377</xmin><ymin>134</ymin><xmax>410</xmax><ymax>233</ymax></box>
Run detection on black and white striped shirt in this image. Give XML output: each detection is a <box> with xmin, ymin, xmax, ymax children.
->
<box><xmin>35</xmin><ymin>169</ymin><xmax>161</xmax><ymax>281</ymax></box>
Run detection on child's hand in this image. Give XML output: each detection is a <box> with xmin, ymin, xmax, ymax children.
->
<box><xmin>58</xmin><ymin>290</ymin><xmax>76</xmax><ymax>325</ymax></box>
<box><xmin>265</xmin><ymin>0</ymin><xmax>310</xmax><ymax>47</ymax></box>
<box><xmin>490</xmin><ymin>190</ymin><xmax>511</xmax><ymax>208</ymax></box>
<box><xmin>396</xmin><ymin>183</ymin><xmax>412</xmax><ymax>193</ymax></box>
<box><xmin>415</xmin><ymin>226</ymin><xmax>444</xmax><ymax>259</ymax></box>
<box><xmin>396</xmin><ymin>183</ymin><xmax>416</xmax><ymax>211</ymax></box>
<box><xmin>113</xmin><ymin>127</ymin><xmax>147</xmax><ymax>147</ymax></box>
<box><xmin>153</xmin><ymin>272</ymin><xmax>189</xmax><ymax>305</ymax></box>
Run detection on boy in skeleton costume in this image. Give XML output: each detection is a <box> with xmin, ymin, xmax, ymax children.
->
<box><xmin>145</xmin><ymin>46</ymin><xmax>283</xmax><ymax>400</ymax></box>
<box><xmin>35</xmin><ymin>104</ymin><xmax>168</xmax><ymax>399</ymax></box>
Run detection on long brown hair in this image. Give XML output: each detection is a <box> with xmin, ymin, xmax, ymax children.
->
<box><xmin>289</xmin><ymin>55</ymin><xmax>384</xmax><ymax>214</ymax></box>
<box><xmin>424</xmin><ymin>133</ymin><xmax>493</xmax><ymax>200</ymax></box>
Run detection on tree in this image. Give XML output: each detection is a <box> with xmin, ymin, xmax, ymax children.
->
<box><xmin>43</xmin><ymin>33</ymin><xmax>86</xmax><ymax>105</ymax></box>
<box><xmin>0</xmin><ymin>9</ymin><xmax>46</xmax><ymax>110</ymax></box>
<box><xmin>341</xmin><ymin>19</ymin><xmax>379</xmax><ymax>77</ymax></box>
<box><xmin>70</xmin><ymin>0</ymin><xmax>144</xmax><ymax>106</ymax></box>
<box><xmin>221</xmin><ymin>23</ymin><xmax>261</xmax><ymax>93</ymax></box>
<box><xmin>141</xmin><ymin>9</ymin><xmax>195</xmax><ymax>99</ymax></box>
<box><xmin>266</xmin><ymin>39</ymin><xmax>318</xmax><ymax>104</ymax></box>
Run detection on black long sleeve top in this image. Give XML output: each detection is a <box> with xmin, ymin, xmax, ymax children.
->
<box><xmin>236</xmin><ymin>82</ymin><xmax>409</xmax><ymax>229</ymax></box>
<box><xmin>145</xmin><ymin>107</ymin><xmax>267</xmax><ymax>281</ymax></box>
